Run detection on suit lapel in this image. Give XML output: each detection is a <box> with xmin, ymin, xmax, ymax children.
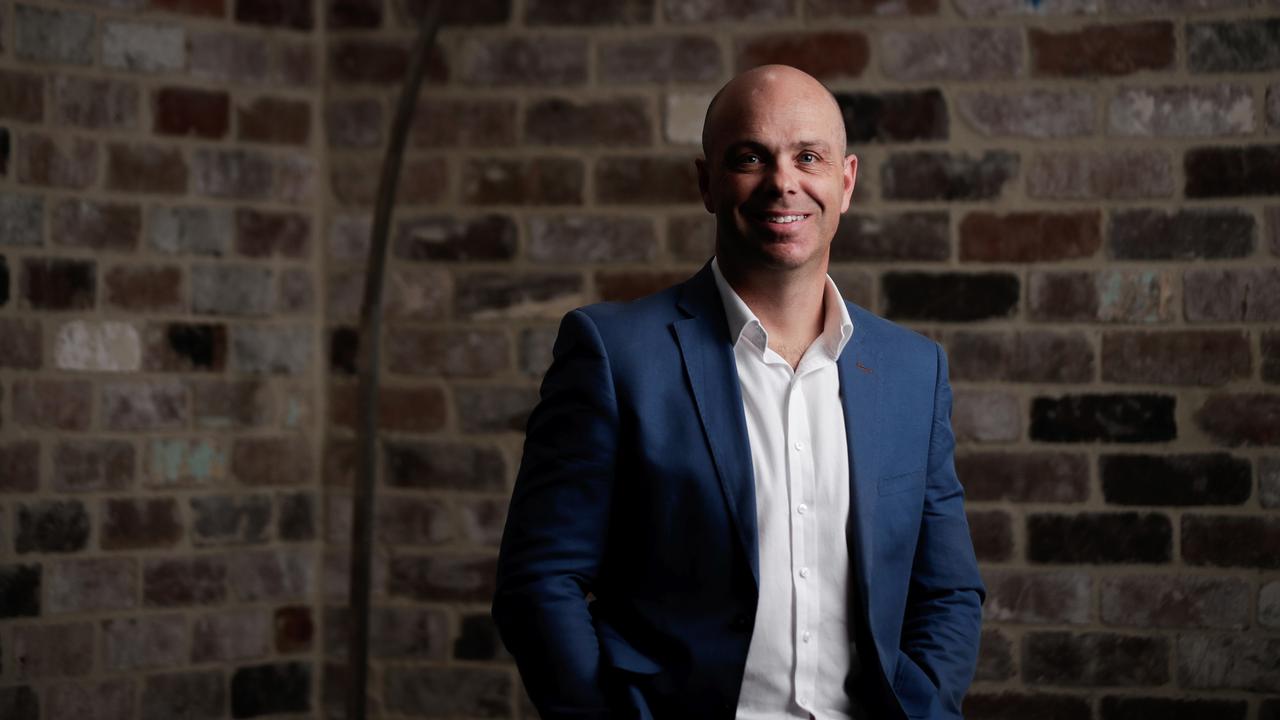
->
<box><xmin>673</xmin><ymin>265</ymin><xmax>760</xmax><ymax>589</ymax></box>
<box><xmin>839</xmin><ymin>305</ymin><xmax>880</xmax><ymax>610</ymax></box>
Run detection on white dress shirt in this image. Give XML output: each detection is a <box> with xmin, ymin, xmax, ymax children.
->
<box><xmin>711</xmin><ymin>258</ymin><xmax>859</xmax><ymax>720</ymax></box>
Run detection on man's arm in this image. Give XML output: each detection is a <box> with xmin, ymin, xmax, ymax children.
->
<box><xmin>492</xmin><ymin>309</ymin><xmax>617</xmax><ymax>718</ymax></box>
<box><xmin>899</xmin><ymin>342</ymin><xmax>986</xmax><ymax>717</ymax></box>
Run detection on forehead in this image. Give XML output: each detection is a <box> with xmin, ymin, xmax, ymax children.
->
<box><xmin>708</xmin><ymin>80</ymin><xmax>844</xmax><ymax>151</ymax></box>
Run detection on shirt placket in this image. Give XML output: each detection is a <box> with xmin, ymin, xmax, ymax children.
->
<box><xmin>786</xmin><ymin>371</ymin><xmax>818</xmax><ymax>713</ymax></box>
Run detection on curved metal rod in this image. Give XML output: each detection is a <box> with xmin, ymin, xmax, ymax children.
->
<box><xmin>348</xmin><ymin>3</ymin><xmax>443</xmax><ymax>719</ymax></box>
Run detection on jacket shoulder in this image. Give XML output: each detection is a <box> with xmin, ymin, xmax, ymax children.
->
<box><xmin>848</xmin><ymin>303</ymin><xmax>940</xmax><ymax>361</ymax></box>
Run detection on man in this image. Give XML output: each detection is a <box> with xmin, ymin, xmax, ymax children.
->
<box><xmin>493</xmin><ymin>65</ymin><xmax>984</xmax><ymax>720</ymax></box>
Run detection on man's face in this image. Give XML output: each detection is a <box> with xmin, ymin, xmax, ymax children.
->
<box><xmin>697</xmin><ymin>70</ymin><xmax>857</xmax><ymax>274</ymax></box>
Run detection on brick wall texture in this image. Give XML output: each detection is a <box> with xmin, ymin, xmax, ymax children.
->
<box><xmin>0</xmin><ymin>0</ymin><xmax>1278</xmax><ymax>717</ymax></box>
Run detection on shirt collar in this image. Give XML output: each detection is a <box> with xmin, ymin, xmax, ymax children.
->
<box><xmin>710</xmin><ymin>256</ymin><xmax>854</xmax><ymax>361</ymax></box>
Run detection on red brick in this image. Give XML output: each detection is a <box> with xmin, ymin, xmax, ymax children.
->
<box><xmin>735</xmin><ymin>31</ymin><xmax>869</xmax><ymax>79</ymax></box>
<box><xmin>1100</xmin><ymin>575</ymin><xmax>1248</xmax><ymax>629</ymax></box>
<box><xmin>957</xmin><ymin>90</ymin><xmax>1094</xmax><ymax>139</ymax></box>
<box><xmin>192</xmin><ymin>379</ymin><xmax>273</xmax><ymax>428</ymax></box>
<box><xmin>1183</xmin><ymin>515</ymin><xmax>1280</xmax><ymax>568</ymax></box>
<box><xmin>143</xmin><ymin>557</ymin><xmax>227</xmax><ymax>606</ymax></box>
<box><xmin>882</xmin><ymin>28</ymin><xmax>1023</xmax><ymax>81</ymax></box>
<box><xmin>882</xmin><ymin>272</ymin><xmax>1019</xmax><ymax>322</ymax></box>
<box><xmin>1185</xmin><ymin>144</ymin><xmax>1280</xmax><ymax>198</ymax></box>
<box><xmin>13</xmin><ymin>380</ymin><xmax>92</xmax><ymax>431</ymax></box>
<box><xmin>394</xmin><ymin>214</ymin><xmax>518</xmax><ymax>262</ymax></box>
<box><xmin>1029</xmin><ymin>512</ymin><xmax>1172</xmax><ymax>564</ymax></box>
<box><xmin>326</xmin><ymin>98</ymin><xmax>383</xmax><ymax>148</ymax></box>
<box><xmin>237</xmin><ymin>97</ymin><xmax>311</xmax><ymax>145</ymax></box>
<box><xmin>102</xmin><ymin>498</ymin><xmax>183</xmax><ymax>550</ymax></box>
<box><xmin>1184</xmin><ymin>267</ymin><xmax>1280</xmax><ymax>322</ymax></box>
<box><xmin>52</xmin><ymin>199</ymin><xmax>141</xmax><ymax>252</ymax></box>
<box><xmin>106</xmin><ymin>143</ymin><xmax>188</xmax><ymax>194</ymax></box>
<box><xmin>150</xmin><ymin>0</ymin><xmax>226</xmax><ymax>15</ymax></box>
<box><xmin>965</xmin><ymin>693</ymin><xmax>1090</xmax><ymax>720</ymax></box>
<box><xmin>1102</xmin><ymin>331</ymin><xmax>1249</xmax><ymax>386</ymax></box>
<box><xmin>153</xmin><ymin>87</ymin><xmax>230</xmax><ymax>139</ymax></box>
<box><xmin>1027</xmin><ymin>150</ymin><xmax>1173</xmax><ymax>200</ymax></box>
<box><xmin>525</xmin><ymin>97</ymin><xmax>650</xmax><ymax>146</ymax></box>
<box><xmin>231</xmin><ymin>437</ymin><xmax>313</xmax><ymax>485</ymax></box>
<box><xmin>664</xmin><ymin>0</ymin><xmax>790</xmax><ymax>21</ymax></box>
<box><xmin>103</xmin><ymin>616</ymin><xmax>186</xmax><ymax>672</ymax></box>
<box><xmin>47</xmin><ymin>559</ymin><xmax>137</xmax><ymax>614</ymax></box>
<box><xmin>1264</xmin><ymin>331</ymin><xmax>1280</xmax><ymax>384</ymax></box>
<box><xmin>957</xmin><ymin>451</ymin><xmax>1089</xmax><ymax>503</ymax></box>
<box><xmin>328</xmin><ymin>0</ymin><xmax>381</xmax><ymax>27</ymax></box>
<box><xmin>17</xmin><ymin>134</ymin><xmax>97</xmax><ymax>189</ymax></box>
<box><xmin>462</xmin><ymin>157</ymin><xmax>583</xmax><ymax>205</ymax></box>
<box><xmin>595</xmin><ymin>156</ymin><xmax>699</xmax><ymax>204</ymax></box>
<box><xmin>881</xmin><ymin>151</ymin><xmax>1018</xmax><ymax>201</ymax></box>
<box><xmin>51</xmin><ymin>75</ymin><xmax>140</xmax><ymax>130</ymax></box>
<box><xmin>836</xmin><ymin>91</ymin><xmax>949</xmax><ymax>144</ymax></box>
<box><xmin>329</xmin><ymin>39</ymin><xmax>446</xmax><ymax>85</ymax></box>
<box><xmin>12</xmin><ymin>623</ymin><xmax>94</xmax><ymax>679</ymax></box>
<box><xmin>0</xmin><ymin>318</ymin><xmax>43</xmax><ymax>370</ymax></box>
<box><xmin>410</xmin><ymin>98</ymin><xmax>517</xmax><ymax>148</ymax></box>
<box><xmin>946</xmin><ymin>331</ymin><xmax>1094</xmax><ymax>384</ymax></box>
<box><xmin>383</xmin><ymin>440</ymin><xmax>507</xmax><ymax>491</ymax></box>
<box><xmin>21</xmin><ymin>258</ymin><xmax>96</xmax><ymax>310</ymax></box>
<box><xmin>275</xmin><ymin>606</ymin><xmax>314</xmax><ymax>653</ymax></box>
<box><xmin>1177</xmin><ymin>634</ymin><xmax>1280</xmax><ymax>692</ymax></box>
<box><xmin>235</xmin><ymin>0</ymin><xmax>313</xmax><ymax>28</ymax></box>
<box><xmin>525</xmin><ymin>0</ymin><xmax>654</xmax><ymax>24</ymax></box>
<box><xmin>235</xmin><ymin>208</ymin><xmax>309</xmax><ymax>258</ymax></box>
<box><xmin>1031</xmin><ymin>22</ymin><xmax>1174</xmax><ymax>77</ymax></box>
<box><xmin>1024</xmin><ymin>632</ymin><xmax>1169</xmax><ymax>686</ymax></box>
<box><xmin>332</xmin><ymin>158</ymin><xmax>449</xmax><ymax>206</ymax></box>
<box><xmin>975</xmin><ymin>629</ymin><xmax>1014</xmax><ymax>683</ymax></box>
<box><xmin>967</xmin><ymin>510</ymin><xmax>1012</xmax><ymax>561</ymax></box>
<box><xmin>0</xmin><ymin>69</ymin><xmax>43</xmax><ymax>122</ymax></box>
<box><xmin>596</xmin><ymin>270</ymin><xmax>690</xmax><ymax>302</ymax></box>
<box><xmin>387</xmin><ymin>328</ymin><xmax>509</xmax><ymax>377</ymax></box>
<box><xmin>1110</xmin><ymin>208</ymin><xmax>1254</xmax><ymax>260</ymax></box>
<box><xmin>0</xmin><ymin>441</ymin><xmax>40</xmax><ymax>492</ymax></box>
<box><xmin>528</xmin><ymin>215</ymin><xmax>656</xmax><ymax>263</ymax></box>
<box><xmin>458</xmin><ymin>37</ymin><xmax>587</xmax><ymax>86</ymax></box>
<box><xmin>192</xmin><ymin>148</ymin><xmax>274</xmax><ymax>200</ymax></box>
<box><xmin>1195</xmin><ymin>394</ymin><xmax>1280</xmax><ymax>446</ymax></box>
<box><xmin>1102</xmin><ymin>697</ymin><xmax>1246</xmax><ymax>720</ymax></box>
<box><xmin>598</xmin><ymin>35</ymin><xmax>723</xmax><ymax>84</ymax></box>
<box><xmin>328</xmin><ymin>384</ymin><xmax>447</xmax><ymax>433</ymax></box>
<box><xmin>192</xmin><ymin>609</ymin><xmax>271</xmax><ymax>661</ymax></box>
<box><xmin>960</xmin><ymin>211</ymin><xmax>1100</xmax><ymax>262</ymax></box>
<box><xmin>102</xmin><ymin>380</ymin><xmax>188</xmax><ymax>431</ymax></box>
<box><xmin>52</xmin><ymin>440</ymin><xmax>134</xmax><ymax>492</ymax></box>
<box><xmin>984</xmin><ymin>570</ymin><xmax>1091</xmax><ymax>624</ymax></box>
<box><xmin>806</xmin><ymin>0</ymin><xmax>937</xmax><ymax>14</ymax></box>
<box><xmin>105</xmin><ymin>265</ymin><xmax>183</xmax><ymax>312</ymax></box>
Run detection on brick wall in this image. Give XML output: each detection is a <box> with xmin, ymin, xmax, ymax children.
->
<box><xmin>1</xmin><ymin>0</ymin><xmax>1278</xmax><ymax>717</ymax></box>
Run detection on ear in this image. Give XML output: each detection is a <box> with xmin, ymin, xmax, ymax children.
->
<box><xmin>840</xmin><ymin>153</ymin><xmax>858</xmax><ymax>214</ymax></box>
<box><xmin>696</xmin><ymin>158</ymin><xmax>715</xmax><ymax>214</ymax></box>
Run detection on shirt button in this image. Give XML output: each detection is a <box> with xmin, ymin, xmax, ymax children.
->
<box><xmin>798</xmin><ymin>567</ymin><xmax>810</xmax><ymax>579</ymax></box>
<box><xmin>793</xmin><ymin>441</ymin><xmax>805</xmax><ymax>451</ymax></box>
<box><xmin>797</xmin><ymin>503</ymin><xmax>808</xmax><ymax>515</ymax></box>
<box><xmin>802</xmin><ymin>631</ymin><xmax>812</xmax><ymax>643</ymax></box>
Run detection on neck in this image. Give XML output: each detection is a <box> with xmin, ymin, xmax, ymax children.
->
<box><xmin>717</xmin><ymin>252</ymin><xmax>828</xmax><ymax>365</ymax></box>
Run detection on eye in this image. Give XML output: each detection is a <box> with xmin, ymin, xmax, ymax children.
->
<box><xmin>735</xmin><ymin>153</ymin><xmax>762</xmax><ymax>166</ymax></box>
<box><xmin>798</xmin><ymin>151</ymin><xmax>819</xmax><ymax>164</ymax></box>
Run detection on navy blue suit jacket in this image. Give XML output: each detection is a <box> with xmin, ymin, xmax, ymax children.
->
<box><xmin>493</xmin><ymin>264</ymin><xmax>985</xmax><ymax>719</ymax></box>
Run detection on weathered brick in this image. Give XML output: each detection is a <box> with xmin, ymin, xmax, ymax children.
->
<box><xmin>230</xmin><ymin>663</ymin><xmax>311</xmax><ymax>717</ymax></box>
<box><xmin>455</xmin><ymin>271</ymin><xmax>584</xmax><ymax>320</ymax></box>
<box><xmin>665</xmin><ymin>0</ymin><xmax>789</xmax><ymax>21</ymax></box>
<box><xmin>153</xmin><ymin>87</ymin><xmax>230</xmax><ymax>138</ymax></box>
<box><xmin>1031</xmin><ymin>394</ymin><xmax>1175</xmax><ymax>443</ymax></box>
<box><xmin>47</xmin><ymin>558</ymin><xmax>136</xmax><ymax>613</ymax></box>
<box><xmin>228</xmin><ymin>547</ymin><xmax>314</xmax><ymax>602</ymax></box>
<box><xmin>190</xmin><ymin>494</ymin><xmax>271</xmax><ymax>546</ymax></box>
<box><xmin>385</xmin><ymin>328</ymin><xmax>508</xmax><ymax>378</ymax></box>
<box><xmin>1102</xmin><ymin>452</ymin><xmax>1250</xmax><ymax>507</ymax></box>
<box><xmin>0</xmin><ymin>441</ymin><xmax>40</xmax><ymax>492</ymax></box>
<box><xmin>1105</xmin><ymin>330</ymin><xmax>1248</xmax><ymax>387</ymax></box>
<box><xmin>237</xmin><ymin>97</ymin><xmax>310</xmax><ymax>145</ymax></box>
<box><xmin>191</xmin><ymin>264</ymin><xmax>274</xmax><ymax>316</ymax></box>
<box><xmin>984</xmin><ymin>570</ymin><xmax>1091</xmax><ymax>624</ymax></box>
<box><xmin>191</xmin><ymin>380</ymin><xmax>273</xmax><ymax>430</ymax></box>
<box><xmin>736</xmin><ymin>32</ymin><xmax>869</xmax><ymax>79</ymax></box>
<box><xmin>192</xmin><ymin>148</ymin><xmax>274</xmax><ymax>199</ymax></box>
<box><xmin>808</xmin><ymin>0</ymin><xmax>937</xmax><ymax>14</ymax></box>
<box><xmin>394</xmin><ymin>214</ymin><xmax>517</xmax><ymax>261</ymax></box>
<box><xmin>1184</xmin><ymin>515</ymin><xmax>1280</xmax><ymax>568</ymax></box>
<box><xmin>144</xmin><ymin>438</ymin><xmax>227</xmax><ymax>489</ymax></box>
<box><xmin>388</xmin><ymin>554</ymin><xmax>498</xmax><ymax>602</ymax></box>
<box><xmin>103</xmin><ymin>22</ymin><xmax>184</xmax><ymax>72</ymax></box>
<box><xmin>15</xmin><ymin>5</ymin><xmax>94</xmax><ymax>65</ymax></box>
<box><xmin>143</xmin><ymin>323</ymin><xmax>227</xmax><ymax>372</ymax></box>
<box><xmin>1185</xmin><ymin>145</ymin><xmax>1280</xmax><ymax>198</ymax></box>
<box><xmin>1112</xmin><ymin>0</ymin><xmax>1246</xmax><ymax>11</ymax></box>
<box><xmin>229</xmin><ymin>324</ymin><xmax>311</xmax><ymax>375</ymax></box>
<box><xmin>331</xmin><ymin>157</ymin><xmax>446</xmax><ymax>206</ymax></box>
<box><xmin>0</xmin><ymin>564</ymin><xmax>41</xmax><ymax>617</ymax></box>
<box><xmin>329</xmin><ymin>39</ymin><xmax>443</xmax><ymax>85</ymax></box>
<box><xmin>0</xmin><ymin>686</ymin><xmax>38</xmax><ymax>720</ymax></box>
<box><xmin>12</xmin><ymin>622</ymin><xmax>94</xmax><ymax>678</ymax></box>
<box><xmin>326</xmin><ymin>99</ymin><xmax>382</xmax><ymax>148</ymax></box>
<box><xmin>1031</xmin><ymin>22</ymin><xmax>1173</xmax><ymax>77</ymax></box>
<box><xmin>1188</xmin><ymin>19</ymin><xmax>1280</xmax><ymax>73</ymax></box>
<box><xmin>17</xmin><ymin>134</ymin><xmax>97</xmax><ymax>189</ymax></box>
<box><xmin>0</xmin><ymin>318</ymin><xmax>41</xmax><ymax>369</ymax></box>
<box><xmin>1270</xmin><ymin>86</ymin><xmax>1280</xmax><ymax>135</ymax></box>
<box><xmin>107</xmin><ymin>143</ymin><xmax>188</xmax><ymax>194</ymax></box>
<box><xmin>104</xmin><ymin>266</ymin><xmax>183</xmax><ymax>313</ymax></box>
<box><xmin>275</xmin><ymin>491</ymin><xmax>315</xmax><ymax>542</ymax></box>
<box><xmin>52</xmin><ymin>199</ymin><xmax>141</xmax><ymax>252</ymax></box>
<box><xmin>233</xmin><ymin>208</ymin><xmax>309</xmax><ymax>260</ymax></box>
<box><xmin>1099</xmin><ymin>270</ymin><xmax>1174</xmax><ymax>323</ymax></box>
<box><xmin>881</xmin><ymin>28</ymin><xmax>1023</xmax><ymax>81</ymax></box>
<box><xmin>1262</xmin><ymin>580</ymin><xmax>1280</xmax><ymax>628</ymax></box>
<box><xmin>13</xmin><ymin>379</ymin><xmax>92</xmax><ymax>430</ymax></box>
<box><xmin>882</xmin><ymin>272</ymin><xmax>1018</xmax><ymax>322</ymax></box>
<box><xmin>967</xmin><ymin>510</ymin><xmax>1012</xmax><ymax>561</ymax></box>
<box><xmin>960</xmin><ymin>211</ymin><xmax>1099</xmax><ymax>262</ymax></box>
<box><xmin>272</xmin><ymin>605</ymin><xmax>313</xmax><ymax>653</ymax></box>
<box><xmin>830</xmin><ymin>212</ymin><xmax>948</xmax><ymax>262</ymax></box>
<box><xmin>881</xmin><ymin>151</ymin><xmax>1017</xmax><ymax>201</ymax></box>
<box><xmin>384</xmin><ymin>440</ymin><xmax>506</xmax><ymax>491</ymax></box>
<box><xmin>149</xmin><ymin>205</ymin><xmax>231</xmax><ymax>256</ymax></box>
<box><xmin>462</xmin><ymin>157</ymin><xmax>582</xmax><ymax>205</ymax></box>
<box><xmin>953</xmin><ymin>390</ymin><xmax>1020</xmax><ymax>443</ymax></box>
<box><xmin>975</xmin><ymin>629</ymin><xmax>1015</xmax><ymax>683</ymax></box>
<box><xmin>947</xmin><ymin>331</ymin><xmax>1093</xmax><ymax>385</ymax></box>
<box><xmin>53</xmin><ymin>440</ymin><xmax>134</xmax><ymax>492</ymax></box>
<box><xmin>1266</xmin><ymin>332</ymin><xmax>1280</xmax><ymax>384</ymax></box>
<box><xmin>1195</xmin><ymin>394</ymin><xmax>1280</xmax><ymax>446</ymax></box>
<box><xmin>598</xmin><ymin>35</ymin><xmax>722</xmax><ymax>84</ymax></box>
<box><xmin>103</xmin><ymin>380</ymin><xmax>188</xmax><ymax>431</ymax></box>
<box><xmin>104</xmin><ymin>615</ymin><xmax>185</xmax><ymax>671</ymax></box>
<box><xmin>958</xmin><ymin>452</ymin><xmax>1089</xmax><ymax>503</ymax></box>
<box><xmin>1027</xmin><ymin>150</ymin><xmax>1172</xmax><ymax>199</ymax></box>
<box><xmin>376</xmin><ymin>495</ymin><xmax>453</xmax><ymax>546</ymax></box>
<box><xmin>1</xmin><ymin>255</ymin><xmax>8</xmax><ymax>305</ymax></box>
<box><xmin>596</xmin><ymin>156</ymin><xmax>699</xmax><ymax>204</ymax></box>
<box><xmin>1110</xmin><ymin>85</ymin><xmax>1253</xmax><ymax>137</ymax></box>
<box><xmin>527</xmin><ymin>215</ymin><xmax>657</xmax><ymax>264</ymax></box>
<box><xmin>235</xmin><ymin>0</ymin><xmax>312</xmax><ymax>28</ymax></box>
<box><xmin>194</xmin><ymin>33</ymin><xmax>314</xmax><ymax>87</ymax></box>
<box><xmin>52</xmin><ymin>75</ymin><xmax>140</xmax><ymax>129</ymax></box>
<box><xmin>456</xmin><ymin>385</ymin><xmax>539</xmax><ymax>433</ymax></box>
<box><xmin>0</xmin><ymin>69</ymin><xmax>44</xmax><ymax>122</ymax></box>
<box><xmin>45</xmin><ymin>680</ymin><xmax>136</xmax><ymax>720</ymax></box>
<box><xmin>833</xmin><ymin>90</ymin><xmax>946</xmax><ymax>144</ymax></box>
<box><xmin>1100</xmin><ymin>575</ymin><xmax>1248</xmax><ymax>629</ymax></box>
<box><xmin>230</xmin><ymin>437</ymin><xmax>312</xmax><ymax>485</ymax></box>
<box><xmin>956</xmin><ymin>0</ymin><xmax>1094</xmax><ymax>14</ymax></box>
<box><xmin>384</xmin><ymin>666</ymin><xmax>511</xmax><ymax>717</ymax></box>
<box><xmin>664</xmin><ymin>91</ymin><xmax>714</xmax><ymax>145</ymax></box>
<box><xmin>1101</xmin><ymin>697</ymin><xmax>1246</xmax><ymax>720</ymax></box>
<box><xmin>596</xmin><ymin>270</ymin><xmax>691</xmax><ymax>302</ymax></box>
<box><xmin>1110</xmin><ymin>208</ymin><xmax>1254</xmax><ymax>260</ymax></box>
<box><xmin>0</xmin><ymin>192</ymin><xmax>43</xmax><ymax>246</ymax></box>
<box><xmin>1029</xmin><ymin>511</ymin><xmax>1172</xmax><ymax>563</ymax></box>
<box><xmin>1185</xmin><ymin>268</ymin><xmax>1280</xmax><ymax>322</ymax></box>
<box><xmin>1176</xmin><ymin>635</ymin><xmax>1280</xmax><ymax>691</ymax></box>
<box><xmin>458</xmin><ymin>36</ymin><xmax>586</xmax><ymax>86</ymax></box>
<box><xmin>16</xmin><ymin>500</ymin><xmax>90</xmax><ymax>553</ymax></box>
<box><xmin>277</xmin><ymin>267</ymin><xmax>314</xmax><ymax>314</ymax></box>
<box><xmin>1</xmin><ymin>129</ymin><xmax>9</xmax><ymax>176</ymax></box>
<box><xmin>964</xmin><ymin>693</ymin><xmax>1090</xmax><ymax>720</ymax></box>
<box><xmin>192</xmin><ymin>609</ymin><xmax>271</xmax><ymax>662</ymax></box>
<box><xmin>153</xmin><ymin>0</ymin><xmax>226</xmax><ymax>15</ymax></box>
<box><xmin>454</xmin><ymin>612</ymin><xmax>509</xmax><ymax>661</ymax></box>
<box><xmin>143</xmin><ymin>557</ymin><xmax>226</xmax><ymax>606</ymax></box>
<box><xmin>956</xmin><ymin>90</ymin><xmax>1093</xmax><ymax>138</ymax></box>
<box><xmin>327</xmin><ymin>0</ymin><xmax>380</xmax><ymax>27</ymax></box>
<box><xmin>1024</xmin><ymin>632</ymin><xmax>1169</xmax><ymax>686</ymax></box>
<box><xmin>102</xmin><ymin>498</ymin><xmax>182</xmax><ymax>549</ymax></box>
<box><xmin>526</xmin><ymin>0</ymin><xmax>654</xmax><ymax>24</ymax></box>
<box><xmin>141</xmin><ymin>671</ymin><xmax>225</xmax><ymax>720</ymax></box>
<box><xmin>526</xmin><ymin>97</ymin><xmax>650</xmax><ymax>146</ymax></box>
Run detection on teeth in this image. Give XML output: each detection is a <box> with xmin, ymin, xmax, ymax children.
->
<box><xmin>765</xmin><ymin>215</ymin><xmax>805</xmax><ymax>223</ymax></box>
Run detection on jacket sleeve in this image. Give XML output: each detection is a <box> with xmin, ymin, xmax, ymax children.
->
<box><xmin>899</xmin><ymin>342</ymin><xmax>986</xmax><ymax>718</ymax></box>
<box><xmin>492</xmin><ymin>309</ymin><xmax>618</xmax><ymax>718</ymax></box>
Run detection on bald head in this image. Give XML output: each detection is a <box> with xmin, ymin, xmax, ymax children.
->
<box><xmin>700</xmin><ymin>65</ymin><xmax>847</xmax><ymax>161</ymax></box>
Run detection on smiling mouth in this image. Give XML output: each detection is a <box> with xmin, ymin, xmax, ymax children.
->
<box><xmin>754</xmin><ymin>213</ymin><xmax>811</xmax><ymax>225</ymax></box>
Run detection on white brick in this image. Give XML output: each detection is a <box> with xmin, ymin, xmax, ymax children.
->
<box><xmin>55</xmin><ymin>321</ymin><xmax>142</xmax><ymax>372</ymax></box>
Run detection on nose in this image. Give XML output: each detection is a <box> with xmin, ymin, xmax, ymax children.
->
<box><xmin>761</xmin><ymin>159</ymin><xmax>799</xmax><ymax>196</ymax></box>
